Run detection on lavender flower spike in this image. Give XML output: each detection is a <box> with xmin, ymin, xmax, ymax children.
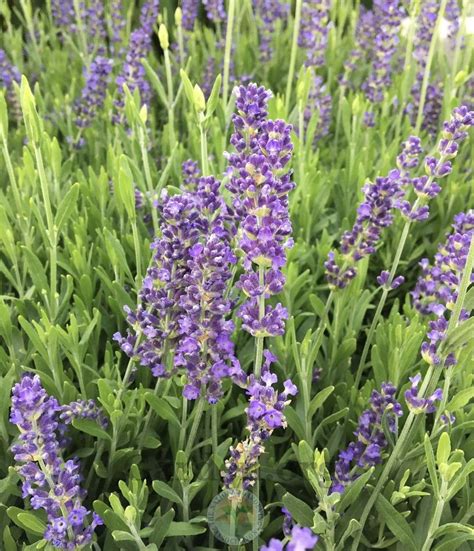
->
<box><xmin>260</xmin><ymin>508</ymin><xmax>318</xmax><ymax>550</ymax></box>
<box><xmin>226</xmin><ymin>84</ymin><xmax>294</xmax><ymax>337</ymax></box>
<box><xmin>182</xmin><ymin>0</ymin><xmax>201</xmax><ymax>31</ymax></box>
<box><xmin>298</xmin><ymin>0</ymin><xmax>331</xmax><ymax>68</ymax></box>
<box><xmin>331</xmin><ymin>383</ymin><xmax>402</xmax><ymax>493</ymax></box>
<box><xmin>203</xmin><ymin>0</ymin><xmax>226</xmax><ymax>22</ymax></box>
<box><xmin>223</xmin><ymin>351</ymin><xmax>297</xmax><ymax>491</ymax></box>
<box><xmin>255</xmin><ymin>0</ymin><xmax>289</xmax><ymax>63</ymax></box>
<box><xmin>10</xmin><ymin>375</ymin><xmax>102</xmax><ymax>549</ymax></box>
<box><xmin>75</xmin><ymin>56</ymin><xmax>113</xmax><ymax>128</ymax></box>
<box><xmin>398</xmin><ymin>106</ymin><xmax>474</xmax><ymax>222</ymax></box>
<box><xmin>0</xmin><ymin>48</ymin><xmax>21</xmax><ymax>107</ymax></box>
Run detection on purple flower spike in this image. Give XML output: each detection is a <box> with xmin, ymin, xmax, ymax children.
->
<box><xmin>325</xmin><ymin>169</ymin><xmax>404</xmax><ymax>289</ymax></box>
<box><xmin>298</xmin><ymin>0</ymin><xmax>331</xmax><ymax>68</ymax></box>
<box><xmin>412</xmin><ymin>209</ymin><xmax>474</xmax><ymax>368</ymax></box>
<box><xmin>362</xmin><ymin>0</ymin><xmax>404</xmax><ymax>104</ymax></box>
<box><xmin>405</xmin><ymin>374</ymin><xmax>442</xmax><ymax>414</ymax></box>
<box><xmin>114</xmin><ymin>0</ymin><xmax>160</xmax><ymax>122</ymax></box>
<box><xmin>0</xmin><ymin>48</ymin><xmax>21</xmax><ymax>110</ymax></box>
<box><xmin>75</xmin><ymin>56</ymin><xmax>113</xmax><ymax>128</ymax></box>
<box><xmin>261</xmin><ymin>509</ymin><xmax>318</xmax><ymax>550</ymax></box>
<box><xmin>226</xmin><ymin>83</ymin><xmax>294</xmax><ymax>335</ymax></box>
<box><xmin>10</xmin><ymin>375</ymin><xmax>103</xmax><ymax>549</ymax></box>
<box><xmin>255</xmin><ymin>0</ymin><xmax>289</xmax><ymax>62</ymax></box>
<box><xmin>222</xmin><ymin>352</ymin><xmax>296</xmax><ymax>491</ymax></box>
<box><xmin>331</xmin><ymin>382</ymin><xmax>402</xmax><ymax>493</ymax></box>
<box><xmin>182</xmin><ymin>0</ymin><xmax>200</xmax><ymax>31</ymax></box>
<box><xmin>115</xmin><ymin>176</ymin><xmax>238</xmax><ymax>403</ymax></box>
<box><xmin>203</xmin><ymin>0</ymin><xmax>226</xmax><ymax>22</ymax></box>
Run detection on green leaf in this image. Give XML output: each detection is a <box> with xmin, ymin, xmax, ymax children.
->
<box><xmin>144</xmin><ymin>392</ymin><xmax>180</xmax><ymax>427</ymax></box>
<box><xmin>282</xmin><ymin>493</ymin><xmax>314</xmax><ymax>527</ymax></box>
<box><xmin>72</xmin><ymin>418</ymin><xmax>111</xmax><ymax>441</ymax></box>
<box><xmin>206</xmin><ymin>74</ymin><xmax>222</xmax><ymax>118</ymax></box>
<box><xmin>436</xmin><ymin>432</ymin><xmax>451</xmax><ymax>465</ymax></box>
<box><xmin>166</xmin><ymin>522</ymin><xmax>206</xmax><ymax>537</ymax></box>
<box><xmin>309</xmin><ymin>386</ymin><xmax>334</xmax><ymax>416</ymax></box>
<box><xmin>149</xmin><ymin>509</ymin><xmax>174</xmax><ymax>546</ymax></box>
<box><xmin>7</xmin><ymin>508</ymin><xmax>46</xmax><ymax>535</ymax></box>
<box><xmin>423</xmin><ymin>435</ymin><xmax>439</xmax><ymax>497</ymax></box>
<box><xmin>447</xmin><ymin>388</ymin><xmax>474</xmax><ymax>412</ymax></box>
<box><xmin>152</xmin><ymin>480</ymin><xmax>183</xmax><ymax>505</ymax></box>
<box><xmin>55</xmin><ymin>183</ymin><xmax>79</xmax><ymax>232</ymax></box>
<box><xmin>375</xmin><ymin>495</ymin><xmax>417</xmax><ymax>551</ymax></box>
<box><xmin>21</xmin><ymin>247</ymin><xmax>49</xmax><ymax>293</ymax></box>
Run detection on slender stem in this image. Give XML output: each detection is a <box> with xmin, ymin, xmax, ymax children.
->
<box><xmin>164</xmin><ymin>48</ymin><xmax>176</xmax><ymax>148</ymax></box>
<box><xmin>199</xmin><ymin>116</ymin><xmax>210</xmax><ymax>177</ymax></box>
<box><xmin>138</xmin><ymin>127</ymin><xmax>159</xmax><ymax>233</ymax></box>
<box><xmin>34</xmin><ymin>144</ymin><xmax>58</xmax><ymax>321</ymax></box>
<box><xmin>285</xmin><ymin>0</ymin><xmax>303</xmax><ymax>116</ymax></box>
<box><xmin>415</xmin><ymin>0</ymin><xmax>448</xmax><ymax>134</ymax></box>
<box><xmin>184</xmin><ymin>398</ymin><xmax>206</xmax><ymax>458</ymax></box>
<box><xmin>352</xmin><ymin>230</ymin><xmax>474</xmax><ymax>548</ymax></box>
<box><xmin>421</xmin><ymin>478</ymin><xmax>448</xmax><ymax>551</ymax></box>
<box><xmin>72</xmin><ymin>0</ymin><xmax>90</xmax><ymax>62</ymax></box>
<box><xmin>179</xmin><ymin>397</ymin><xmax>189</xmax><ymax>452</ymax></box>
<box><xmin>177</xmin><ymin>23</ymin><xmax>185</xmax><ymax>68</ymax></box>
<box><xmin>1</xmin><ymin>135</ymin><xmax>23</xmax><ymax>220</ymax></box>
<box><xmin>131</xmin><ymin>221</ymin><xmax>142</xmax><ymax>288</ymax></box>
<box><xmin>223</xmin><ymin>0</ymin><xmax>236</xmax><ymax>108</ymax></box>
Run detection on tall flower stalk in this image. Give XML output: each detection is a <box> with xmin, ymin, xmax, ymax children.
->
<box><xmin>10</xmin><ymin>375</ymin><xmax>103</xmax><ymax>550</ymax></box>
<box><xmin>351</xmin><ymin>223</ymin><xmax>474</xmax><ymax>550</ymax></box>
<box><xmin>225</xmin><ymin>83</ymin><xmax>294</xmax><ymax>549</ymax></box>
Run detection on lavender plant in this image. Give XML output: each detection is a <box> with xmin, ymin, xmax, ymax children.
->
<box><xmin>2</xmin><ymin>2</ymin><xmax>474</xmax><ymax>550</ymax></box>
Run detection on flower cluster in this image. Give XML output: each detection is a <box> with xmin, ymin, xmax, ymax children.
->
<box><xmin>325</xmin><ymin>170</ymin><xmax>403</xmax><ymax>289</ymax></box>
<box><xmin>298</xmin><ymin>0</ymin><xmax>330</xmax><ymax>68</ymax></box>
<box><xmin>59</xmin><ymin>399</ymin><xmax>109</xmax><ymax>429</ymax></box>
<box><xmin>182</xmin><ymin>0</ymin><xmax>201</xmax><ymax>31</ymax></box>
<box><xmin>304</xmin><ymin>73</ymin><xmax>332</xmax><ymax>142</ymax></box>
<box><xmin>261</xmin><ymin>526</ymin><xmax>318</xmax><ymax>550</ymax></box>
<box><xmin>203</xmin><ymin>0</ymin><xmax>226</xmax><ymax>23</ymax></box>
<box><xmin>255</xmin><ymin>0</ymin><xmax>289</xmax><ymax>63</ymax></box>
<box><xmin>261</xmin><ymin>508</ymin><xmax>318</xmax><ymax>550</ymax></box>
<box><xmin>408</xmin><ymin>0</ymin><xmax>460</xmax><ymax>134</ymax></box>
<box><xmin>362</xmin><ymin>0</ymin><xmax>404</xmax><ymax>105</ymax></box>
<box><xmin>405</xmin><ymin>374</ymin><xmax>442</xmax><ymax>414</ymax></box>
<box><xmin>182</xmin><ymin>159</ymin><xmax>201</xmax><ymax>190</ymax></box>
<box><xmin>74</xmin><ymin>56</ymin><xmax>113</xmax><ymax>128</ymax></box>
<box><xmin>398</xmin><ymin>106</ymin><xmax>474</xmax><ymax>221</ymax></box>
<box><xmin>0</xmin><ymin>48</ymin><xmax>21</xmax><ymax>107</ymax></box>
<box><xmin>115</xmin><ymin>177</ymin><xmax>238</xmax><ymax>403</ymax></box>
<box><xmin>331</xmin><ymin>383</ymin><xmax>402</xmax><ymax>493</ymax></box>
<box><xmin>10</xmin><ymin>375</ymin><xmax>103</xmax><ymax>550</ymax></box>
<box><xmin>226</xmin><ymin>83</ymin><xmax>294</xmax><ymax>337</ymax></box>
<box><xmin>223</xmin><ymin>351</ymin><xmax>297</xmax><ymax>490</ymax></box>
<box><xmin>412</xmin><ymin>210</ymin><xmax>474</xmax><ymax>367</ymax></box>
<box><xmin>114</xmin><ymin>0</ymin><xmax>160</xmax><ymax>120</ymax></box>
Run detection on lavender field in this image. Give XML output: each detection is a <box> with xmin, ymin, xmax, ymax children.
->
<box><xmin>1</xmin><ymin>1</ymin><xmax>474</xmax><ymax>550</ymax></box>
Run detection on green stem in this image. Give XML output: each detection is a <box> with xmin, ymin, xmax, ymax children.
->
<box><xmin>34</xmin><ymin>144</ymin><xmax>58</xmax><ymax>321</ymax></box>
<box><xmin>72</xmin><ymin>0</ymin><xmax>90</xmax><ymax>62</ymax></box>
<box><xmin>138</xmin><ymin>126</ymin><xmax>159</xmax><ymax>233</ymax></box>
<box><xmin>199</xmin><ymin>116</ymin><xmax>210</xmax><ymax>176</ymax></box>
<box><xmin>421</xmin><ymin>478</ymin><xmax>448</xmax><ymax>551</ymax></box>
<box><xmin>184</xmin><ymin>398</ymin><xmax>206</xmax><ymax>458</ymax></box>
<box><xmin>179</xmin><ymin>397</ymin><xmax>189</xmax><ymax>452</ymax></box>
<box><xmin>164</xmin><ymin>48</ymin><xmax>177</xmax><ymax>148</ymax></box>
<box><xmin>415</xmin><ymin>0</ymin><xmax>448</xmax><ymax>134</ymax></box>
<box><xmin>223</xmin><ymin>0</ymin><xmax>236</xmax><ymax>108</ymax></box>
<box><xmin>285</xmin><ymin>0</ymin><xmax>303</xmax><ymax>116</ymax></box>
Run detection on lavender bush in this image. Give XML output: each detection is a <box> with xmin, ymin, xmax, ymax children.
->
<box><xmin>1</xmin><ymin>2</ymin><xmax>474</xmax><ymax>550</ymax></box>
